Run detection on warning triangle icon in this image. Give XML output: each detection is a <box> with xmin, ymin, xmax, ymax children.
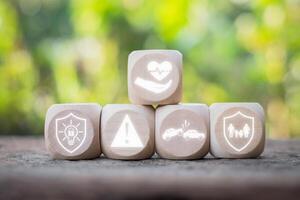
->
<box><xmin>111</xmin><ymin>114</ymin><xmax>143</xmax><ymax>148</ymax></box>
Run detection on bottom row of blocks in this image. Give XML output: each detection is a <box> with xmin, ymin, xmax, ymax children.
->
<box><xmin>45</xmin><ymin>103</ymin><xmax>265</xmax><ymax>160</ymax></box>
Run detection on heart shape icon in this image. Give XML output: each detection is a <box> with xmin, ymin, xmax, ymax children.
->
<box><xmin>147</xmin><ymin>61</ymin><xmax>172</xmax><ymax>81</ymax></box>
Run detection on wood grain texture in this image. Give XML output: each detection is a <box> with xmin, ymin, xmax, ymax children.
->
<box><xmin>0</xmin><ymin>137</ymin><xmax>300</xmax><ymax>200</ymax></box>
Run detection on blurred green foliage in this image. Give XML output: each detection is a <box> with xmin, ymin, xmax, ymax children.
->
<box><xmin>0</xmin><ymin>0</ymin><xmax>299</xmax><ymax>138</ymax></box>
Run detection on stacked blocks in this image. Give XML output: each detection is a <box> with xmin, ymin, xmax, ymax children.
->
<box><xmin>45</xmin><ymin>49</ymin><xmax>265</xmax><ymax>160</ymax></box>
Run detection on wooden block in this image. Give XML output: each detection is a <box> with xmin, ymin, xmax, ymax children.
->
<box><xmin>101</xmin><ymin>104</ymin><xmax>155</xmax><ymax>160</ymax></box>
<box><xmin>128</xmin><ymin>50</ymin><xmax>182</xmax><ymax>105</ymax></box>
<box><xmin>44</xmin><ymin>103</ymin><xmax>101</xmax><ymax>160</ymax></box>
<box><xmin>210</xmin><ymin>103</ymin><xmax>265</xmax><ymax>158</ymax></box>
<box><xmin>155</xmin><ymin>104</ymin><xmax>210</xmax><ymax>159</ymax></box>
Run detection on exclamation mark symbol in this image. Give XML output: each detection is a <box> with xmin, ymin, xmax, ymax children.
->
<box><xmin>125</xmin><ymin>122</ymin><xmax>129</xmax><ymax>144</ymax></box>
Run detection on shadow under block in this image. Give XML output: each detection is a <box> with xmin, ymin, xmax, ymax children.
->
<box><xmin>210</xmin><ymin>103</ymin><xmax>265</xmax><ymax>158</ymax></box>
<box><xmin>44</xmin><ymin>103</ymin><xmax>101</xmax><ymax>160</ymax></box>
<box><xmin>101</xmin><ymin>104</ymin><xmax>155</xmax><ymax>160</ymax></box>
<box><xmin>156</xmin><ymin>104</ymin><xmax>210</xmax><ymax>159</ymax></box>
<box><xmin>128</xmin><ymin>49</ymin><xmax>182</xmax><ymax>105</ymax></box>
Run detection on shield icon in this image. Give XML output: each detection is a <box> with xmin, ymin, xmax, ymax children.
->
<box><xmin>223</xmin><ymin>111</ymin><xmax>254</xmax><ymax>152</ymax></box>
<box><xmin>55</xmin><ymin>113</ymin><xmax>87</xmax><ymax>153</ymax></box>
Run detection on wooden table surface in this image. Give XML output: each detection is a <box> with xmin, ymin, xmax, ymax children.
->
<box><xmin>0</xmin><ymin>137</ymin><xmax>299</xmax><ymax>200</ymax></box>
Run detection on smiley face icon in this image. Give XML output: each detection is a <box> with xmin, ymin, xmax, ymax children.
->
<box><xmin>128</xmin><ymin>50</ymin><xmax>182</xmax><ymax>105</ymax></box>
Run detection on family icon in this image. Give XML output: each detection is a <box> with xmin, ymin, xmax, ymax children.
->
<box><xmin>223</xmin><ymin>111</ymin><xmax>254</xmax><ymax>152</ymax></box>
<box><xmin>227</xmin><ymin>123</ymin><xmax>251</xmax><ymax>138</ymax></box>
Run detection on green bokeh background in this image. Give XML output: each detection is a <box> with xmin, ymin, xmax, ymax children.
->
<box><xmin>0</xmin><ymin>0</ymin><xmax>299</xmax><ymax>138</ymax></box>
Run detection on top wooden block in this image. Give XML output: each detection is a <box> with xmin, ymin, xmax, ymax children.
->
<box><xmin>128</xmin><ymin>50</ymin><xmax>182</xmax><ymax>105</ymax></box>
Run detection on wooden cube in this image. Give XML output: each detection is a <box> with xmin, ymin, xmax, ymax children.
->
<box><xmin>44</xmin><ymin>103</ymin><xmax>101</xmax><ymax>160</ymax></box>
<box><xmin>210</xmin><ymin>103</ymin><xmax>265</xmax><ymax>158</ymax></box>
<box><xmin>156</xmin><ymin>104</ymin><xmax>210</xmax><ymax>159</ymax></box>
<box><xmin>101</xmin><ymin>104</ymin><xmax>155</xmax><ymax>160</ymax></box>
<box><xmin>128</xmin><ymin>50</ymin><xmax>182</xmax><ymax>105</ymax></box>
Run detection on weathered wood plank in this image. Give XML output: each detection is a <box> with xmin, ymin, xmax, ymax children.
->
<box><xmin>0</xmin><ymin>137</ymin><xmax>299</xmax><ymax>200</ymax></box>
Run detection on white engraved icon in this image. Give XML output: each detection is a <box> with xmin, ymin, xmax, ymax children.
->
<box><xmin>228</xmin><ymin>123</ymin><xmax>251</xmax><ymax>139</ymax></box>
<box><xmin>134</xmin><ymin>61</ymin><xmax>173</xmax><ymax>94</ymax></box>
<box><xmin>55</xmin><ymin>113</ymin><xmax>87</xmax><ymax>153</ymax></box>
<box><xmin>223</xmin><ymin>111</ymin><xmax>254</xmax><ymax>152</ymax></box>
<box><xmin>148</xmin><ymin>61</ymin><xmax>172</xmax><ymax>81</ymax></box>
<box><xmin>162</xmin><ymin>120</ymin><xmax>205</xmax><ymax>142</ymax></box>
<box><xmin>111</xmin><ymin>114</ymin><xmax>143</xmax><ymax>148</ymax></box>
